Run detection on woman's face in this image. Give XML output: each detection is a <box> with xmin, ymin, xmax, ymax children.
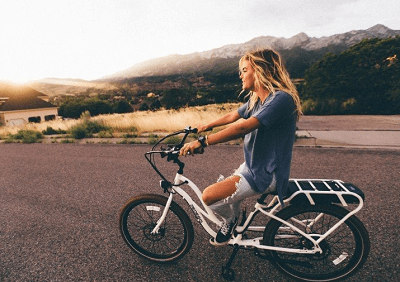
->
<box><xmin>239</xmin><ymin>60</ymin><xmax>256</xmax><ymax>91</ymax></box>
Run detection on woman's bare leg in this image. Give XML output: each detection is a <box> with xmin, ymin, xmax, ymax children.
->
<box><xmin>202</xmin><ymin>176</ymin><xmax>240</xmax><ymax>206</ymax></box>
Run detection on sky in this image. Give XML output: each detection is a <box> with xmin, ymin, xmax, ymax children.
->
<box><xmin>1</xmin><ymin>0</ymin><xmax>399</xmax><ymax>83</ymax></box>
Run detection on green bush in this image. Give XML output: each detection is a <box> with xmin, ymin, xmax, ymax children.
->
<box><xmin>84</xmin><ymin>120</ymin><xmax>110</xmax><ymax>134</ymax></box>
<box><xmin>59</xmin><ymin>98</ymin><xmax>113</xmax><ymax>118</ymax></box>
<box><xmin>69</xmin><ymin>124</ymin><xmax>88</xmax><ymax>139</ymax></box>
<box><xmin>122</xmin><ymin>132</ymin><xmax>138</xmax><ymax>138</ymax></box>
<box><xmin>148</xmin><ymin>137</ymin><xmax>158</xmax><ymax>144</ymax></box>
<box><xmin>163</xmin><ymin>135</ymin><xmax>181</xmax><ymax>144</ymax></box>
<box><xmin>12</xmin><ymin>130</ymin><xmax>43</xmax><ymax>143</ymax></box>
<box><xmin>61</xmin><ymin>138</ymin><xmax>75</xmax><ymax>143</ymax></box>
<box><xmin>118</xmin><ymin>138</ymin><xmax>142</xmax><ymax>144</ymax></box>
<box><xmin>68</xmin><ymin>118</ymin><xmax>112</xmax><ymax>140</ymax></box>
<box><xmin>98</xmin><ymin>130</ymin><xmax>113</xmax><ymax>138</ymax></box>
<box><xmin>42</xmin><ymin>126</ymin><xmax>67</xmax><ymax>135</ymax></box>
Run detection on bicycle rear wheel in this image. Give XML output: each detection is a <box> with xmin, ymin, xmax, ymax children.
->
<box><xmin>119</xmin><ymin>194</ymin><xmax>194</xmax><ymax>262</ymax></box>
<box><xmin>263</xmin><ymin>204</ymin><xmax>370</xmax><ymax>282</ymax></box>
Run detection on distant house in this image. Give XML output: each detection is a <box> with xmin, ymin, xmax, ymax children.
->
<box><xmin>0</xmin><ymin>82</ymin><xmax>58</xmax><ymax>126</ymax></box>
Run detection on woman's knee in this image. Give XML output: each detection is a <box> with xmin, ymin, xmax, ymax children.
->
<box><xmin>202</xmin><ymin>188</ymin><xmax>215</xmax><ymax>206</ymax></box>
<box><xmin>202</xmin><ymin>177</ymin><xmax>239</xmax><ymax>206</ymax></box>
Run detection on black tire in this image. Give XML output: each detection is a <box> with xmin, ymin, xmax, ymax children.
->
<box><xmin>119</xmin><ymin>194</ymin><xmax>194</xmax><ymax>262</ymax></box>
<box><xmin>263</xmin><ymin>204</ymin><xmax>370</xmax><ymax>282</ymax></box>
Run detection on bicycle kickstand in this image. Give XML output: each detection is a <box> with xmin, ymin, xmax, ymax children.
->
<box><xmin>222</xmin><ymin>244</ymin><xmax>240</xmax><ymax>281</ymax></box>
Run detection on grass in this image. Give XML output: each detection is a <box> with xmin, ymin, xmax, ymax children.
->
<box><xmin>3</xmin><ymin>129</ymin><xmax>43</xmax><ymax>143</ymax></box>
<box><xmin>90</xmin><ymin>103</ymin><xmax>240</xmax><ymax>133</ymax></box>
<box><xmin>0</xmin><ymin>103</ymin><xmax>241</xmax><ymax>142</ymax></box>
<box><xmin>0</xmin><ymin>103</ymin><xmax>240</xmax><ymax>136</ymax></box>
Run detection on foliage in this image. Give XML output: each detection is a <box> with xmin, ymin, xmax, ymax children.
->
<box><xmin>149</xmin><ymin>99</ymin><xmax>162</xmax><ymax>111</ymax></box>
<box><xmin>163</xmin><ymin>135</ymin><xmax>182</xmax><ymax>145</ymax></box>
<box><xmin>113</xmin><ymin>100</ymin><xmax>133</xmax><ymax>114</ymax></box>
<box><xmin>58</xmin><ymin>97</ymin><xmax>130</xmax><ymax>118</ymax></box>
<box><xmin>42</xmin><ymin>126</ymin><xmax>67</xmax><ymax>135</ymax></box>
<box><xmin>44</xmin><ymin>37</ymin><xmax>399</xmax><ymax>116</ymax></box>
<box><xmin>302</xmin><ymin>37</ymin><xmax>400</xmax><ymax>114</ymax></box>
<box><xmin>97</xmin><ymin>130</ymin><xmax>113</xmax><ymax>138</ymax></box>
<box><xmin>68</xmin><ymin>112</ymin><xmax>112</xmax><ymax>139</ymax></box>
<box><xmin>69</xmin><ymin>125</ymin><xmax>87</xmax><ymax>139</ymax></box>
<box><xmin>161</xmin><ymin>88</ymin><xmax>194</xmax><ymax>109</ymax></box>
<box><xmin>280</xmin><ymin>45</ymin><xmax>347</xmax><ymax>79</ymax></box>
<box><xmin>8</xmin><ymin>129</ymin><xmax>43</xmax><ymax>143</ymax></box>
<box><xmin>139</xmin><ymin>103</ymin><xmax>149</xmax><ymax>111</ymax></box>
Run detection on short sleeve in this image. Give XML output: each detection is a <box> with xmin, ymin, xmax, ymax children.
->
<box><xmin>237</xmin><ymin>101</ymin><xmax>250</xmax><ymax>119</ymax></box>
<box><xmin>254</xmin><ymin>92</ymin><xmax>295</xmax><ymax>129</ymax></box>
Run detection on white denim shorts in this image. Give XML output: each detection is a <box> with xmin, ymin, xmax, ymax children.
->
<box><xmin>210</xmin><ymin>163</ymin><xmax>276</xmax><ymax>222</ymax></box>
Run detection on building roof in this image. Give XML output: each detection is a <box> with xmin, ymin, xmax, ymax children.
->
<box><xmin>0</xmin><ymin>82</ymin><xmax>57</xmax><ymax>111</ymax></box>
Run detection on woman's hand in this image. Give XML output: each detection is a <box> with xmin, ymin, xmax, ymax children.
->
<box><xmin>196</xmin><ymin>124</ymin><xmax>210</xmax><ymax>133</ymax></box>
<box><xmin>179</xmin><ymin>140</ymin><xmax>202</xmax><ymax>156</ymax></box>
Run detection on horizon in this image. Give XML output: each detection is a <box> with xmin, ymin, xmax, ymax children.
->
<box><xmin>1</xmin><ymin>0</ymin><xmax>399</xmax><ymax>83</ymax></box>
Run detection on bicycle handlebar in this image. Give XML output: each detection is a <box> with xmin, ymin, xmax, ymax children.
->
<box><xmin>144</xmin><ymin>127</ymin><xmax>203</xmax><ymax>190</ymax></box>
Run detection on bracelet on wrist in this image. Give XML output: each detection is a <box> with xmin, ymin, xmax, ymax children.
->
<box><xmin>198</xmin><ymin>136</ymin><xmax>207</xmax><ymax>148</ymax></box>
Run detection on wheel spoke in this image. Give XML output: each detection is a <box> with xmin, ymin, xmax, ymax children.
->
<box><xmin>119</xmin><ymin>195</ymin><xmax>194</xmax><ymax>262</ymax></box>
<box><xmin>263</xmin><ymin>204</ymin><xmax>369</xmax><ymax>281</ymax></box>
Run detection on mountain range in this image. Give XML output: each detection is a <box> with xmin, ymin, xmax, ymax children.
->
<box><xmin>100</xmin><ymin>24</ymin><xmax>400</xmax><ymax>81</ymax></box>
<box><xmin>30</xmin><ymin>24</ymin><xmax>399</xmax><ymax>97</ymax></box>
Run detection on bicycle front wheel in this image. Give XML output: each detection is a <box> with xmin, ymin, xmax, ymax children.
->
<box><xmin>119</xmin><ymin>194</ymin><xmax>194</xmax><ymax>262</ymax></box>
<box><xmin>263</xmin><ymin>204</ymin><xmax>370</xmax><ymax>282</ymax></box>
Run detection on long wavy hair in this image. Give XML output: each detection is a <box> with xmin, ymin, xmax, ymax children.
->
<box><xmin>239</xmin><ymin>49</ymin><xmax>302</xmax><ymax>119</ymax></box>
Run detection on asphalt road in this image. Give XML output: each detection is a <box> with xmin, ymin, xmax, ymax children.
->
<box><xmin>1</xmin><ymin>144</ymin><xmax>399</xmax><ymax>282</ymax></box>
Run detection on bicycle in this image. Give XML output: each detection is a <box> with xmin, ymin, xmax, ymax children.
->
<box><xmin>119</xmin><ymin>127</ymin><xmax>370</xmax><ymax>281</ymax></box>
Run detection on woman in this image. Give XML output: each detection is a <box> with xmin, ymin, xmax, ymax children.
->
<box><xmin>180</xmin><ymin>48</ymin><xmax>302</xmax><ymax>245</ymax></box>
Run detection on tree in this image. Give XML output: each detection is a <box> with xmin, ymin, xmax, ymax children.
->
<box><xmin>302</xmin><ymin>37</ymin><xmax>400</xmax><ymax>114</ymax></box>
<box><xmin>149</xmin><ymin>99</ymin><xmax>162</xmax><ymax>111</ymax></box>
<box><xmin>84</xmin><ymin>99</ymin><xmax>113</xmax><ymax>116</ymax></box>
<box><xmin>139</xmin><ymin>103</ymin><xmax>149</xmax><ymax>111</ymax></box>
<box><xmin>161</xmin><ymin>89</ymin><xmax>194</xmax><ymax>109</ymax></box>
<box><xmin>113</xmin><ymin>100</ymin><xmax>133</xmax><ymax>113</ymax></box>
<box><xmin>58</xmin><ymin>98</ymin><xmax>113</xmax><ymax>118</ymax></box>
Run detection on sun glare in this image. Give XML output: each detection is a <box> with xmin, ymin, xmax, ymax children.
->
<box><xmin>0</xmin><ymin>78</ymin><xmax>31</xmax><ymax>85</ymax></box>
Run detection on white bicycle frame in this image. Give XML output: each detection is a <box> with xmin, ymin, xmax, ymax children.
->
<box><xmin>152</xmin><ymin>172</ymin><xmax>364</xmax><ymax>255</ymax></box>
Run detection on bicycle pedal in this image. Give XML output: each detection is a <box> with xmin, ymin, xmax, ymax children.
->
<box><xmin>209</xmin><ymin>238</ymin><xmax>231</xmax><ymax>246</ymax></box>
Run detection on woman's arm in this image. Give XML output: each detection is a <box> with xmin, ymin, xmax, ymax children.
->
<box><xmin>197</xmin><ymin>111</ymin><xmax>241</xmax><ymax>133</ymax></box>
<box><xmin>180</xmin><ymin>116</ymin><xmax>260</xmax><ymax>156</ymax></box>
<box><xmin>207</xmin><ymin>117</ymin><xmax>260</xmax><ymax>145</ymax></box>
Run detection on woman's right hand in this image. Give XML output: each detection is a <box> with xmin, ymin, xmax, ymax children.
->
<box><xmin>196</xmin><ymin>124</ymin><xmax>210</xmax><ymax>133</ymax></box>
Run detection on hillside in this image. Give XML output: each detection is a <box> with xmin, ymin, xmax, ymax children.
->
<box><xmin>28</xmin><ymin>24</ymin><xmax>400</xmax><ymax>101</ymax></box>
<box><xmin>100</xmin><ymin>24</ymin><xmax>399</xmax><ymax>81</ymax></box>
<box><xmin>28</xmin><ymin>78</ymin><xmax>118</xmax><ymax>97</ymax></box>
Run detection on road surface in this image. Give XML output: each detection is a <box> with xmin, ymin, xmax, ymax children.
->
<box><xmin>1</xmin><ymin>144</ymin><xmax>399</xmax><ymax>281</ymax></box>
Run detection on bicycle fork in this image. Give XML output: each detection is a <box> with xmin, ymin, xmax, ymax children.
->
<box><xmin>151</xmin><ymin>192</ymin><xmax>174</xmax><ymax>234</ymax></box>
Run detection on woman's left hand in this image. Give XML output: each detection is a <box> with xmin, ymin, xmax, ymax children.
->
<box><xmin>179</xmin><ymin>140</ymin><xmax>202</xmax><ymax>156</ymax></box>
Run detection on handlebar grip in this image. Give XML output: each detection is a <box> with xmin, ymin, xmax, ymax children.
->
<box><xmin>184</xmin><ymin>126</ymin><xmax>198</xmax><ymax>134</ymax></box>
<box><xmin>193</xmin><ymin>147</ymin><xmax>204</xmax><ymax>154</ymax></box>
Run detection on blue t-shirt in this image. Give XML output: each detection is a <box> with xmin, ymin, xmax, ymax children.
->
<box><xmin>237</xmin><ymin>91</ymin><xmax>297</xmax><ymax>204</ymax></box>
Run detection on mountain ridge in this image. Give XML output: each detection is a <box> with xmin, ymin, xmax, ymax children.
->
<box><xmin>100</xmin><ymin>24</ymin><xmax>399</xmax><ymax>80</ymax></box>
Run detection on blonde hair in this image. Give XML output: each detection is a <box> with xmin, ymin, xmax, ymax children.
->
<box><xmin>239</xmin><ymin>49</ymin><xmax>302</xmax><ymax>119</ymax></box>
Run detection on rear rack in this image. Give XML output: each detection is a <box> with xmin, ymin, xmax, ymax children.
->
<box><xmin>286</xmin><ymin>179</ymin><xmax>365</xmax><ymax>207</ymax></box>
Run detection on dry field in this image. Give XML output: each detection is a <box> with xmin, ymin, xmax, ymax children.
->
<box><xmin>1</xmin><ymin>102</ymin><xmax>399</xmax><ymax>138</ymax></box>
<box><xmin>0</xmin><ymin>103</ymin><xmax>241</xmax><ymax>136</ymax></box>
